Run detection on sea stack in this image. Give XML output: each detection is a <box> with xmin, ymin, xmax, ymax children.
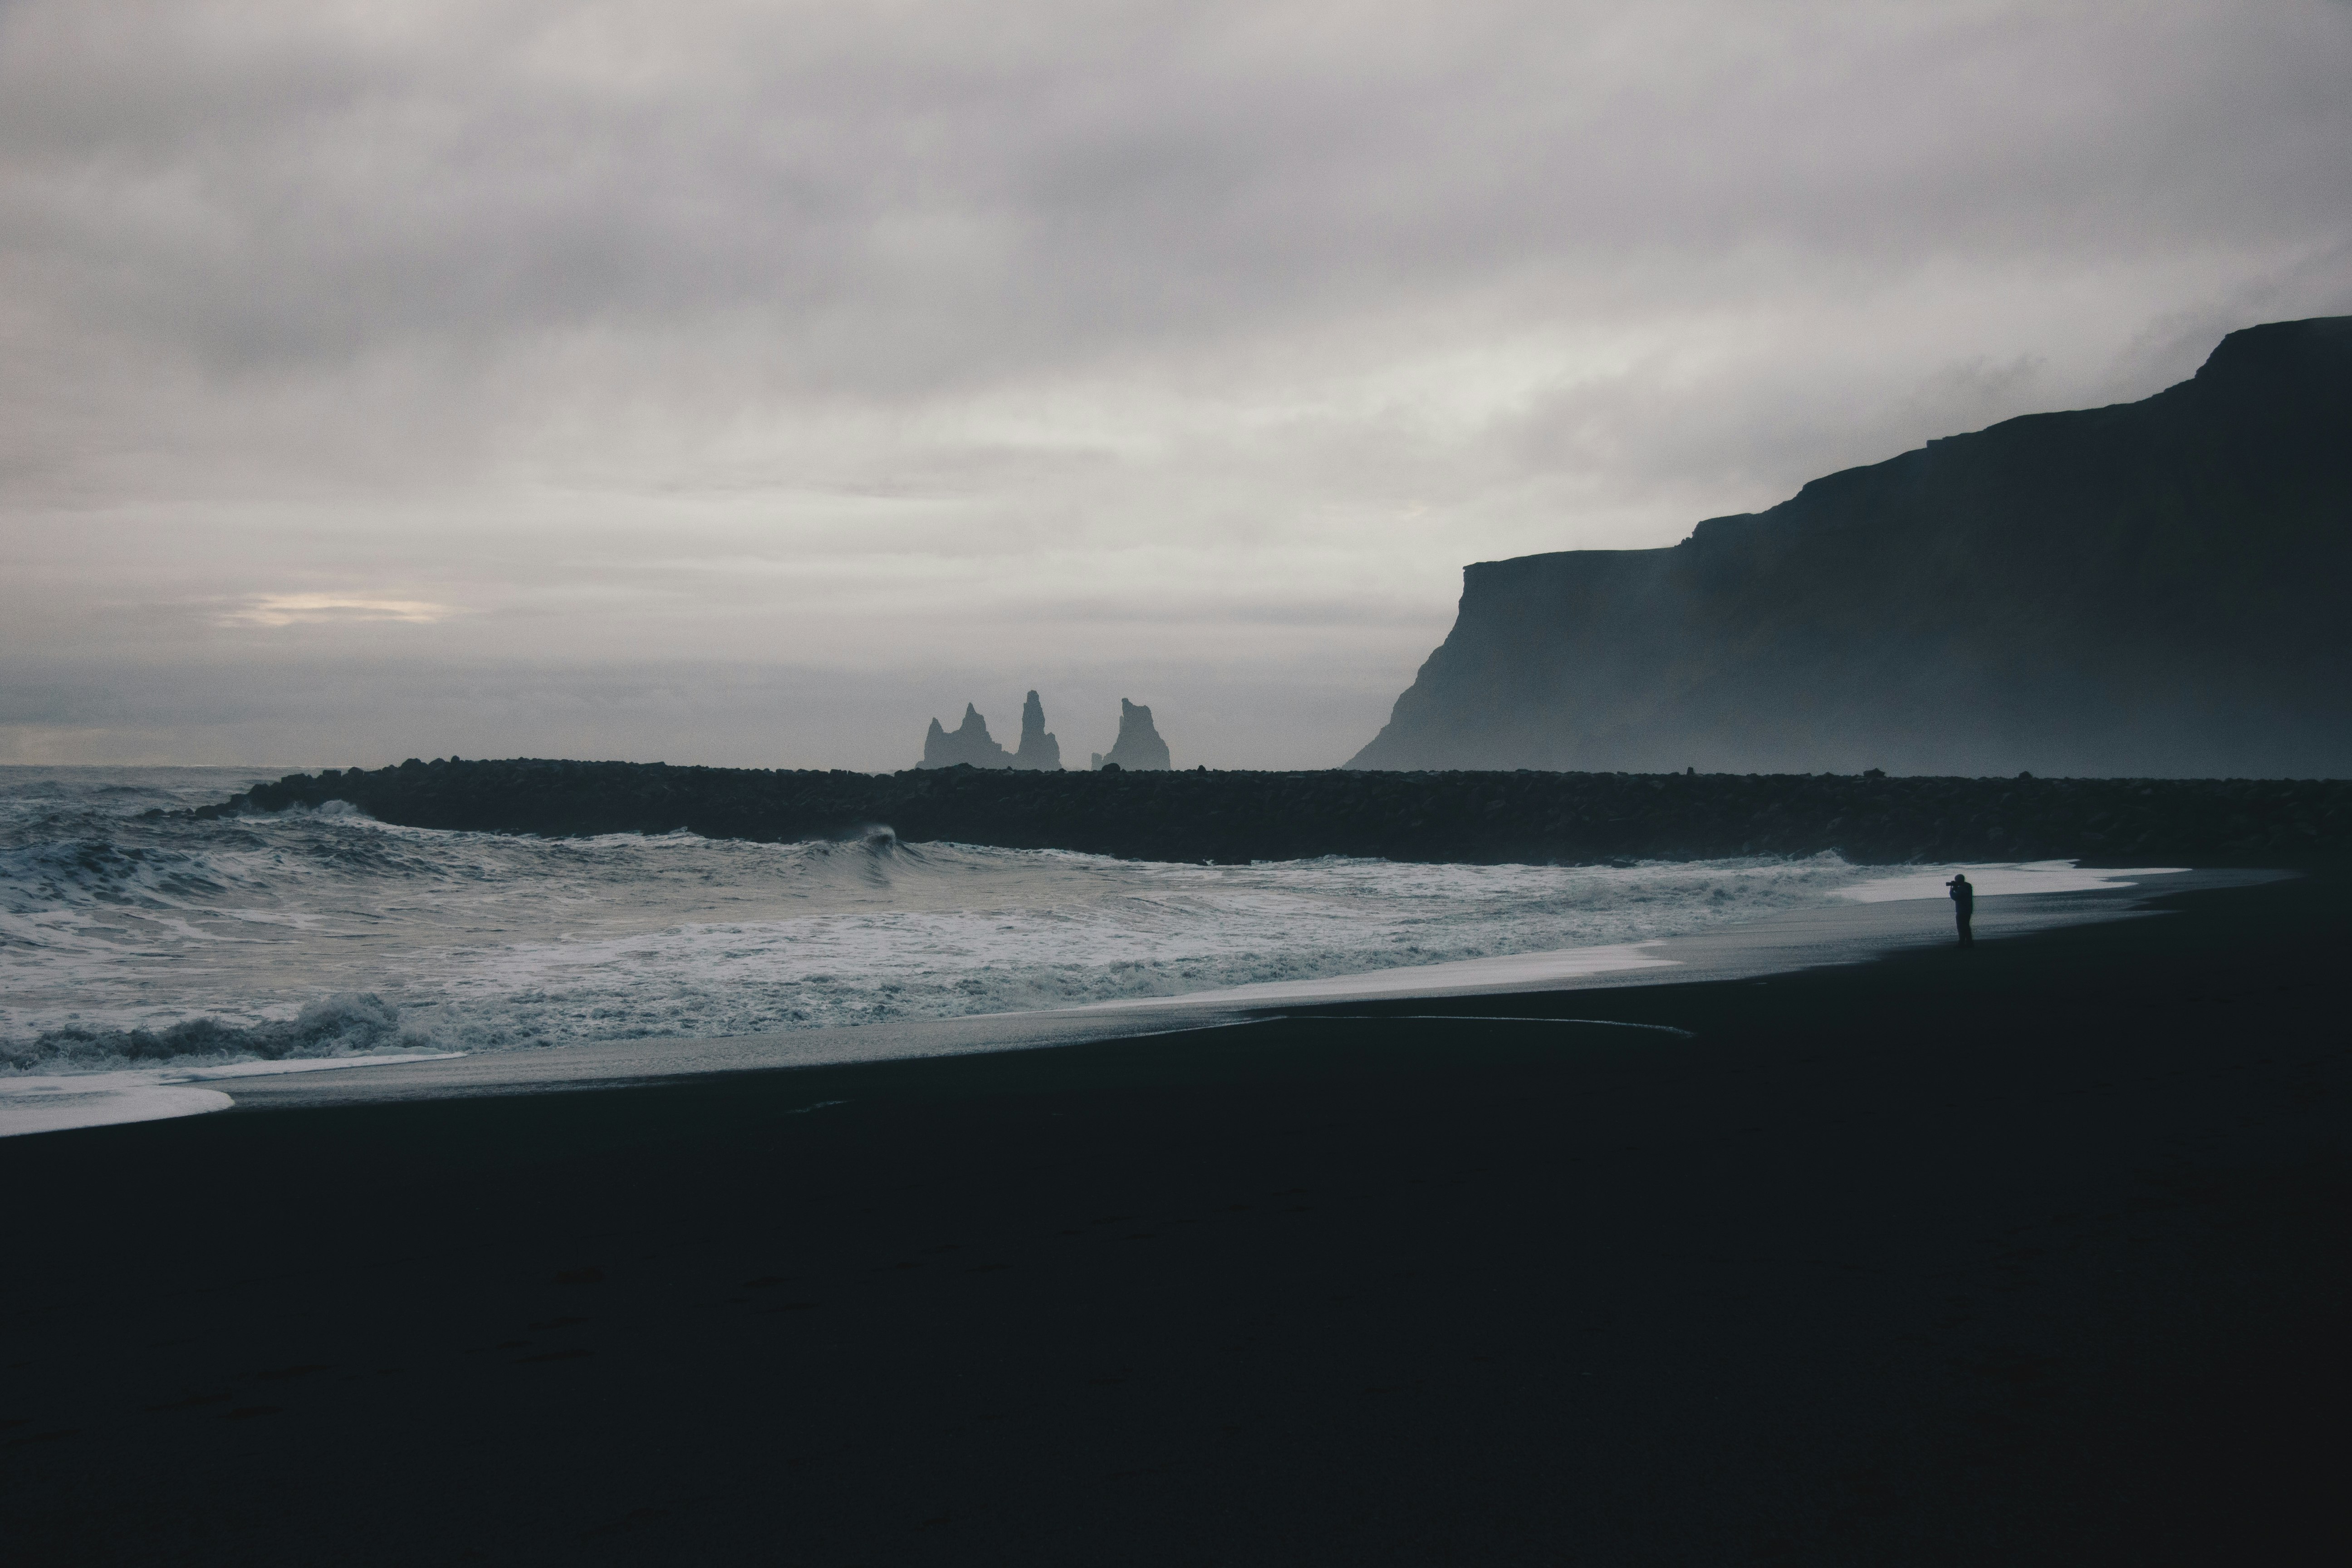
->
<box><xmin>1098</xmin><ymin>699</ymin><xmax>1172</xmax><ymax>770</ymax></box>
<box><xmin>1012</xmin><ymin>691</ymin><xmax>1062</xmax><ymax>771</ymax></box>
<box><xmin>920</xmin><ymin>704</ymin><xmax>1013</xmax><ymax>769</ymax></box>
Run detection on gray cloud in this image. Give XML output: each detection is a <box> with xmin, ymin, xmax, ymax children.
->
<box><xmin>4</xmin><ymin>0</ymin><xmax>2349</xmax><ymax>766</ymax></box>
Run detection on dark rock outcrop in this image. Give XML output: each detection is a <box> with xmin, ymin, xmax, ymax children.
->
<box><xmin>1352</xmin><ymin>316</ymin><xmax>2352</xmax><ymax>778</ymax></box>
<box><xmin>1012</xmin><ymin>691</ymin><xmax>1062</xmax><ymax>771</ymax></box>
<box><xmin>203</xmin><ymin>759</ymin><xmax>2352</xmax><ymax>870</ymax></box>
<box><xmin>922</xmin><ymin>704</ymin><xmax>1012</xmax><ymax>769</ymax></box>
<box><xmin>1098</xmin><ymin>699</ymin><xmax>1172</xmax><ymax>771</ymax></box>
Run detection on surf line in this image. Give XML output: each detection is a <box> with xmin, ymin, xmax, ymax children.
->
<box><xmin>1275</xmin><ymin>1014</ymin><xmax>1696</xmax><ymax>1039</ymax></box>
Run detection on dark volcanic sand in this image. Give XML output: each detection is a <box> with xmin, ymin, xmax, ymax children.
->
<box><xmin>5</xmin><ymin>876</ymin><xmax>2347</xmax><ymax>1566</ymax></box>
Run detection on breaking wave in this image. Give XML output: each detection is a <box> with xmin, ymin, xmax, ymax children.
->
<box><xmin>1</xmin><ymin>763</ymin><xmax>2102</xmax><ymax>1079</ymax></box>
<box><xmin>5</xmin><ymin>993</ymin><xmax>443</xmax><ymax>1074</ymax></box>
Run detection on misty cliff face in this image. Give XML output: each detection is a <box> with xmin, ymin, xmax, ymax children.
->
<box><xmin>1099</xmin><ymin>699</ymin><xmax>1172</xmax><ymax>770</ymax></box>
<box><xmin>922</xmin><ymin>703</ymin><xmax>1012</xmax><ymax>769</ymax></box>
<box><xmin>1351</xmin><ymin>316</ymin><xmax>2352</xmax><ymax>777</ymax></box>
<box><xmin>1013</xmin><ymin>690</ymin><xmax>1062</xmax><ymax>771</ymax></box>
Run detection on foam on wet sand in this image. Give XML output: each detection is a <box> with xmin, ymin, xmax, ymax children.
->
<box><xmin>160</xmin><ymin>865</ymin><xmax>2283</xmax><ymax>1122</ymax></box>
<box><xmin>0</xmin><ymin>1053</ymin><xmax>465</xmax><ymax>1138</ymax></box>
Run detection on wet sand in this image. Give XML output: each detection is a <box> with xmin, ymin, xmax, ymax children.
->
<box><xmin>155</xmin><ymin>866</ymin><xmax>2267</xmax><ymax>1119</ymax></box>
<box><xmin>5</xmin><ymin>872</ymin><xmax>2347</xmax><ymax>1565</ymax></box>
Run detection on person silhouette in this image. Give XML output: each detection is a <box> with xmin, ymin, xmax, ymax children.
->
<box><xmin>1947</xmin><ymin>873</ymin><xmax>1975</xmax><ymax>947</ymax></box>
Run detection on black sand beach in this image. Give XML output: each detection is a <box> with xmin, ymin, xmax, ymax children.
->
<box><xmin>5</xmin><ymin>873</ymin><xmax>2348</xmax><ymax>1566</ymax></box>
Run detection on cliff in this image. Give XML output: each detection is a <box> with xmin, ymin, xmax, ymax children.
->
<box><xmin>1350</xmin><ymin>316</ymin><xmax>2352</xmax><ymax>777</ymax></box>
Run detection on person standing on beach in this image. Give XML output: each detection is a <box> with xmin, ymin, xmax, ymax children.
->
<box><xmin>1947</xmin><ymin>873</ymin><xmax>1975</xmax><ymax>947</ymax></box>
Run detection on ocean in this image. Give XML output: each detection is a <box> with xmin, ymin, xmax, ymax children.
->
<box><xmin>2</xmin><ymin>764</ymin><xmax>2141</xmax><ymax>1080</ymax></box>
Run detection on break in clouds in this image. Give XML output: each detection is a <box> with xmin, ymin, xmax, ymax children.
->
<box><xmin>4</xmin><ymin>0</ymin><xmax>2350</xmax><ymax>768</ymax></box>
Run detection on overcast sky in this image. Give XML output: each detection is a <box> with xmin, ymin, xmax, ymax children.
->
<box><xmin>5</xmin><ymin>0</ymin><xmax>2348</xmax><ymax>770</ymax></box>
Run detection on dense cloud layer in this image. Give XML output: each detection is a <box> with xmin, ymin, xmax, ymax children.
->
<box><xmin>5</xmin><ymin>1</ymin><xmax>2349</xmax><ymax>768</ymax></box>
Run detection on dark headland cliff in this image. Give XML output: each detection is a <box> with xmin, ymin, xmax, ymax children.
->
<box><xmin>1351</xmin><ymin>316</ymin><xmax>2352</xmax><ymax>777</ymax></box>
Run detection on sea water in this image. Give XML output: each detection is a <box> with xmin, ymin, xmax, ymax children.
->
<box><xmin>0</xmin><ymin>764</ymin><xmax>2142</xmax><ymax>1078</ymax></box>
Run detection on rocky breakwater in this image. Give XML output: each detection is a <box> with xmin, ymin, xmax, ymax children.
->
<box><xmin>197</xmin><ymin>760</ymin><xmax>2351</xmax><ymax>869</ymax></box>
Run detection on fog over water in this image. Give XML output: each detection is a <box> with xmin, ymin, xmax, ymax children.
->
<box><xmin>4</xmin><ymin>2</ymin><xmax>2349</xmax><ymax>769</ymax></box>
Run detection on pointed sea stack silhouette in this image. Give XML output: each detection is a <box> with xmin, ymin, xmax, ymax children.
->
<box><xmin>1095</xmin><ymin>699</ymin><xmax>1172</xmax><ymax>770</ymax></box>
<box><xmin>921</xmin><ymin>703</ymin><xmax>1013</xmax><ymax>769</ymax></box>
<box><xmin>1012</xmin><ymin>691</ymin><xmax>1062</xmax><ymax>771</ymax></box>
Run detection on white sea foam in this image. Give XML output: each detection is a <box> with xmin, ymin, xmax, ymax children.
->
<box><xmin>1836</xmin><ymin>860</ymin><xmax>2185</xmax><ymax>902</ymax></box>
<box><xmin>0</xmin><ymin>765</ymin><xmax>2169</xmax><ymax>1084</ymax></box>
<box><xmin>0</xmin><ymin>1077</ymin><xmax>234</xmax><ymax>1137</ymax></box>
<box><xmin>0</xmin><ymin>1053</ymin><xmax>467</xmax><ymax>1138</ymax></box>
<box><xmin>1080</xmin><ymin>942</ymin><xmax>1679</xmax><ymax>1009</ymax></box>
